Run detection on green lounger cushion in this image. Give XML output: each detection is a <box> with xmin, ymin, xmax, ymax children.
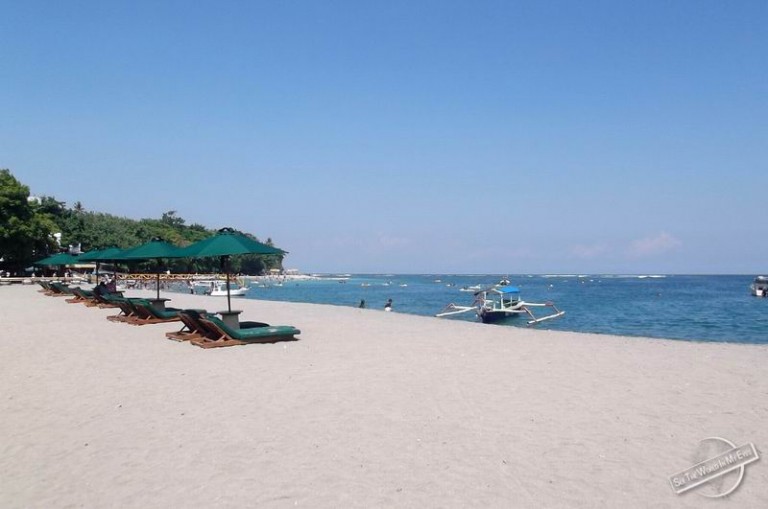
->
<box><xmin>205</xmin><ymin>314</ymin><xmax>300</xmax><ymax>341</ymax></box>
<box><xmin>132</xmin><ymin>299</ymin><xmax>182</xmax><ymax>320</ymax></box>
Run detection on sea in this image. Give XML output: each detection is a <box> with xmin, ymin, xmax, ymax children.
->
<box><xmin>195</xmin><ymin>274</ymin><xmax>767</xmax><ymax>344</ymax></box>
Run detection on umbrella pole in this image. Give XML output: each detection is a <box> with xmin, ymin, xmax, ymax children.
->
<box><xmin>224</xmin><ymin>256</ymin><xmax>232</xmax><ymax>313</ymax></box>
<box><xmin>156</xmin><ymin>258</ymin><xmax>161</xmax><ymax>300</ymax></box>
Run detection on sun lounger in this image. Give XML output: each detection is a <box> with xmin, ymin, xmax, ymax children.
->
<box><xmin>47</xmin><ymin>281</ymin><xmax>74</xmax><ymax>296</ymax></box>
<box><xmin>190</xmin><ymin>314</ymin><xmax>300</xmax><ymax>348</ymax></box>
<box><xmin>66</xmin><ymin>287</ymin><xmax>96</xmax><ymax>304</ymax></box>
<box><xmin>166</xmin><ymin>309</ymin><xmax>212</xmax><ymax>341</ymax></box>
<box><xmin>105</xmin><ymin>296</ymin><xmax>149</xmax><ymax>323</ymax></box>
<box><xmin>93</xmin><ymin>291</ymin><xmax>124</xmax><ymax>308</ymax></box>
<box><xmin>166</xmin><ymin>310</ymin><xmax>269</xmax><ymax>342</ymax></box>
<box><xmin>39</xmin><ymin>280</ymin><xmax>62</xmax><ymax>295</ymax></box>
<box><xmin>127</xmin><ymin>299</ymin><xmax>183</xmax><ymax>325</ymax></box>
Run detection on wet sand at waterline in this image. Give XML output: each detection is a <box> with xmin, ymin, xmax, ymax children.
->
<box><xmin>1</xmin><ymin>284</ymin><xmax>766</xmax><ymax>508</ymax></box>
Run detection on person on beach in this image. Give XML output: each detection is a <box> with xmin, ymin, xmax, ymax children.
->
<box><xmin>94</xmin><ymin>280</ymin><xmax>108</xmax><ymax>296</ymax></box>
<box><xmin>384</xmin><ymin>298</ymin><xmax>393</xmax><ymax>312</ymax></box>
<box><xmin>359</xmin><ymin>299</ymin><xmax>366</xmax><ymax>308</ymax></box>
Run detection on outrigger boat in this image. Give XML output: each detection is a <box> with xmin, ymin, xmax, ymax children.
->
<box><xmin>436</xmin><ymin>285</ymin><xmax>565</xmax><ymax>325</ymax></box>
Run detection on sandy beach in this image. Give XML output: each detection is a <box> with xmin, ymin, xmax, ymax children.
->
<box><xmin>1</xmin><ymin>284</ymin><xmax>766</xmax><ymax>508</ymax></box>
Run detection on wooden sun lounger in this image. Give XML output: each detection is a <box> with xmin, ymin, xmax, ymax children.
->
<box><xmin>39</xmin><ymin>280</ymin><xmax>62</xmax><ymax>295</ymax></box>
<box><xmin>165</xmin><ymin>309</ymin><xmax>212</xmax><ymax>341</ymax></box>
<box><xmin>66</xmin><ymin>287</ymin><xmax>96</xmax><ymax>305</ymax></box>
<box><xmin>166</xmin><ymin>310</ymin><xmax>269</xmax><ymax>342</ymax></box>
<box><xmin>190</xmin><ymin>314</ymin><xmax>300</xmax><ymax>349</ymax></box>
<box><xmin>105</xmin><ymin>297</ymin><xmax>149</xmax><ymax>323</ymax></box>
<box><xmin>93</xmin><ymin>291</ymin><xmax>124</xmax><ymax>309</ymax></box>
<box><xmin>125</xmin><ymin>299</ymin><xmax>183</xmax><ymax>326</ymax></box>
<box><xmin>46</xmin><ymin>281</ymin><xmax>73</xmax><ymax>297</ymax></box>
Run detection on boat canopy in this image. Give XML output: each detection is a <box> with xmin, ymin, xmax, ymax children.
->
<box><xmin>475</xmin><ymin>285</ymin><xmax>520</xmax><ymax>296</ymax></box>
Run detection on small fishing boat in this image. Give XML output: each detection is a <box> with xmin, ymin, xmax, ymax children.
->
<box><xmin>460</xmin><ymin>285</ymin><xmax>482</xmax><ymax>292</ymax></box>
<box><xmin>436</xmin><ymin>285</ymin><xmax>565</xmax><ymax>325</ymax></box>
<box><xmin>751</xmin><ymin>276</ymin><xmax>768</xmax><ymax>297</ymax></box>
<box><xmin>194</xmin><ymin>280</ymin><xmax>249</xmax><ymax>297</ymax></box>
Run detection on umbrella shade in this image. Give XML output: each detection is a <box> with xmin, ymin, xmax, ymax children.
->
<box><xmin>177</xmin><ymin>228</ymin><xmax>287</xmax><ymax>313</ymax></box>
<box><xmin>78</xmin><ymin>247</ymin><xmax>125</xmax><ymax>281</ymax></box>
<box><xmin>113</xmin><ymin>240</ymin><xmax>186</xmax><ymax>299</ymax></box>
<box><xmin>34</xmin><ymin>252</ymin><xmax>80</xmax><ymax>266</ymax></box>
<box><xmin>77</xmin><ymin>248</ymin><xmax>107</xmax><ymax>262</ymax></box>
<box><xmin>177</xmin><ymin>228</ymin><xmax>286</xmax><ymax>258</ymax></box>
<box><xmin>84</xmin><ymin>247</ymin><xmax>125</xmax><ymax>262</ymax></box>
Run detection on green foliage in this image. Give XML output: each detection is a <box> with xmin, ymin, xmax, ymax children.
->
<box><xmin>0</xmin><ymin>169</ymin><xmax>58</xmax><ymax>271</ymax></box>
<box><xmin>0</xmin><ymin>169</ymin><xmax>285</xmax><ymax>275</ymax></box>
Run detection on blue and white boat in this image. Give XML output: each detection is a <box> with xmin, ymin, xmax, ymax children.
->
<box><xmin>437</xmin><ymin>285</ymin><xmax>565</xmax><ymax>325</ymax></box>
<box><xmin>193</xmin><ymin>280</ymin><xmax>249</xmax><ymax>297</ymax></box>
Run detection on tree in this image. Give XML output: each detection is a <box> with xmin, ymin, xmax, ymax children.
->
<box><xmin>0</xmin><ymin>174</ymin><xmax>281</xmax><ymax>275</ymax></box>
<box><xmin>161</xmin><ymin>210</ymin><xmax>185</xmax><ymax>228</ymax></box>
<box><xmin>0</xmin><ymin>169</ymin><xmax>58</xmax><ymax>271</ymax></box>
<box><xmin>37</xmin><ymin>196</ymin><xmax>67</xmax><ymax>218</ymax></box>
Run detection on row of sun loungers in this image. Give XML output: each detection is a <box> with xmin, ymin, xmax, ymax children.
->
<box><xmin>37</xmin><ymin>281</ymin><xmax>301</xmax><ymax>348</ymax></box>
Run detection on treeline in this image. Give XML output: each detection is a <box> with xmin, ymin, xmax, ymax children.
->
<box><xmin>0</xmin><ymin>169</ymin><xmax>283</xmax><ymax>275</ymax></box>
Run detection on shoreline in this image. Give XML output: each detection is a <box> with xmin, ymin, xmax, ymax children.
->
<box><xmin>1</xmin><ymin>284</ymin><xmax>766</xmax><ymax>507</ymax></box>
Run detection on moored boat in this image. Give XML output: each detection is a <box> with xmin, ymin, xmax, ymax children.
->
<box><xmin>751</xmin><ymin>276</ymin><xmax>768</xmax><ymax>297</ymax></box>
<box><xmin>194</xmin><ymin>280</ymin><xmax>249</xmax><ymax>297</ymax></box>
<box><xmin>437</xmin><ymin>285</ymin><xmax>565</xmax><ymax>325</ymax></box>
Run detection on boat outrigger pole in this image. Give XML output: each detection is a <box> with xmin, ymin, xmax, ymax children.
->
<box><xmin>519</xmin><ymin>301</ymin><xmax>565</xmax><ymax>325</ymax></box>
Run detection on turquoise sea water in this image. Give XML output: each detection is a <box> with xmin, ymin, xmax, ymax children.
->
<box><xmin>193</xmin><ymin>274</ymin><xmax>767</xmax><ymax>344</ymax></box>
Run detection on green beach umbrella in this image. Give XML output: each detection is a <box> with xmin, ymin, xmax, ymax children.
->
<box><xmin>77</xmin><ymin>248</ymin><xmax>107</xmax><ymax>281</ymax></box>
<box><xmin>77</xmin><ymin>249</ymin><xmax>107</xmax><ymax>262</ymax></box>
<box><xmin>88</xmin><ymin>247</ymin><xmax>125</xmax><ymax>261</ymax></box>
<box><xmin>177</xmin><ymin>227</ymin><xmax>287</xmax><ymax>312</ymax></box>
<box><xmin>115</xmin><ymin>239</ymin><xmax>185</xmax><ymax>299</ymax></box>
<box><xmin>34</xmin><ymin>252</ymin><xmax>80</xmax><ymax>266</ymax></box>
<box><xmin>79</xmin><ymin>247</ymin><xmax>125</xmax><ymax>280</ymax></box>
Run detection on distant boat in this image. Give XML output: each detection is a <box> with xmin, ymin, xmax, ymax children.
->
<box><xmin>194</xmin><ymin>280</ymin><xmax>248</xmax><ymax>297</ymax></box>
<box><xmin>460</xmin><ymin>285</ymin><xmax>482</xmax><ymax>292</ymax></box>
<box><xmin>751</xmin><ymin>276</ymin><xmax>768</xmax><ymax>297</ymax></box>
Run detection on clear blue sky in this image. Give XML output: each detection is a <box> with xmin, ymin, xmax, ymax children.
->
<box><xmin>2</xmin><ymin>1</ymin><xmax>766</xmax><ymax>273</ymax></box>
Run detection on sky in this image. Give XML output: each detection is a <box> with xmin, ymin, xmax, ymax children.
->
<box><xmin>1</xmin><ymin>0</ymin><xmax>766</xmax><ymax>274</ymax></box>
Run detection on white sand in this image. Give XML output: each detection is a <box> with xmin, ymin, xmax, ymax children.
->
<box><xmin>1</xmin><ymin>285</ymin><xmax>766</xmax><ymax>508</ymax></box>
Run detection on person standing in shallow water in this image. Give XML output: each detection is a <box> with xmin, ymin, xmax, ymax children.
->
<box><xmin>384</xmin><ymin>298</ymin><xmax>393</xmax><ymax>311</ymax></box>
<box><xmin>358</xmin><ymin>299</ymin><xmax>366</xmax><ymax>308</ymax></box>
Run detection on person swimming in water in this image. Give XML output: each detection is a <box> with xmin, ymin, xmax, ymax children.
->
<box><xmin>384</xmin><ymin>298</ymin><xmax>393</xmax><ymax>311</ymax></box>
